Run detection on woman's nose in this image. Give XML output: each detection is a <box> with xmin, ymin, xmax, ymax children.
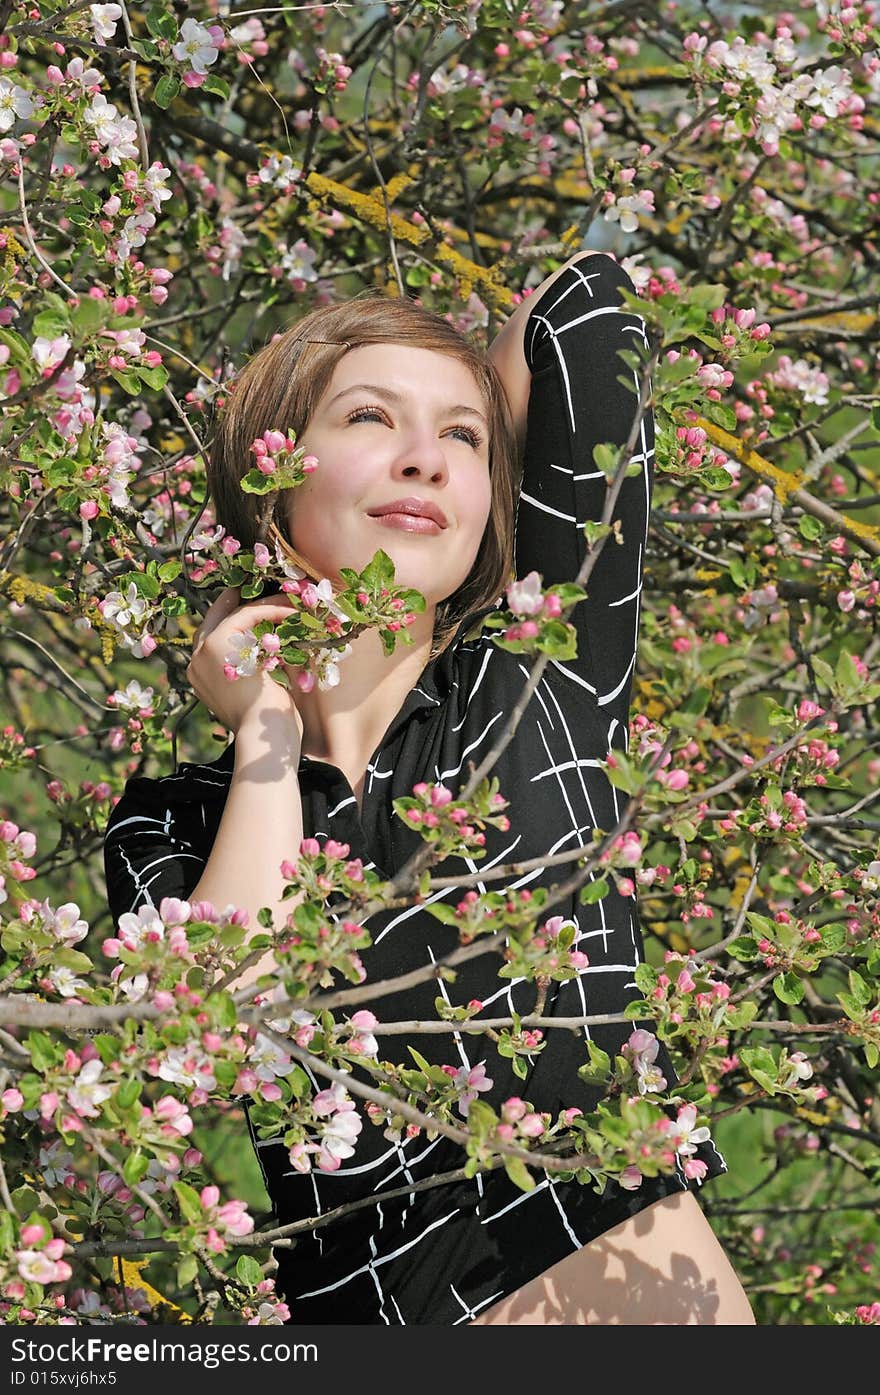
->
<box><xmin>391</xmin><ymin>428</ymin><xmax>449</xmax><ymax>482</ymax></box>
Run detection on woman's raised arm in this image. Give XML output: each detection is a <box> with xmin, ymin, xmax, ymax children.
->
<box><xmin>488</xmin><ymin>251</ymin><xmax>655</xmax><ymax>751</ymax></box>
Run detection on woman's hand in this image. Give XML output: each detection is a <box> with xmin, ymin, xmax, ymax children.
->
<box><xmin>186</xmin><ymin>585</ymin><xmax>304</xmax><ymax>739</ymax></box>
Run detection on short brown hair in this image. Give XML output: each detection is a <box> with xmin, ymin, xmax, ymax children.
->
<box><xmin>207</xmin><ymin>291</ymin><xmax>521</xmax><ymax>659</ymax></box>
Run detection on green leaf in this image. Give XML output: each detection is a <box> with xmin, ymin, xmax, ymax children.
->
<box><xmin>115</xmin><ymin>1078</ymin><xmax>141</xmax><ymax>1110</ymax></box>
<box><xmin>466</xmin><ymin>1099</ymin><xmax>497</xmax><ymax>1136</ymax></box>
<box><xmin>123</xmin><ymin>1151</ymin><xmax>150</xmax><ymax>1187</ymax></box>
<box><xmin>592</xmin><ymin>442</ymin><xmax>619</xmax><ymax>478</ymax></box>
<box><xmin>202</xmin><ymin>75</ymin><xmax>231</xmax><ymax>100</ymax></box>
<box><xmin>689</xmin><ymin>283</ymin><xmax>727</xmax><ymax>311</ymax></box>
<box><xmin>818</xmin><ymin>924</ymin><xmax>847</xmax><ymax>955</ymax></box>
<box><xmin>70</xmin><ymin>296</ymin><xmax>105</xmax><ymax>336</ymax></box>
<box><xmin>846</xmin><ymin>969</ymin><xmax>872</xmax><ymax>1007</ymax></box>
<box><xmin>424</xmin><ymin>902</ymin><xmax>460</xmax><ymax>926</ymax></box>
<box><xmin>406</xmin><ymin>1047</ymin><xmax>434</xmax><ymax>1076</ymax></box>
<box><xmin>110</xmin><ymin>369</ymin><xmax>143</xmax><ymax>396</ymax></box>
<box><xmin>177</xmin><ymin>1254</ymin><xmax>198</xmax><ymax>1287</ymax></box>
<box><xmin>154</xmin><ymin>74</ymin><xmax>181</xmax><ymax>110</ymax></box>
<box><xmin>136</xmin><ymin>365</ymin><xmax>169</xmax><ymax>391</ymax></box>
<box><xmin>580</xmin><ymin>877</ymin><xmax>609</xmax><ymax>904</ymax></box>
<box><xmin>212</xmin><ymin>991</ymin><xmax>238</xmax><ymax>1030</ymax></box>
<box><xmin>838</xmin><ymin>991</ymin><xmax>863</xmax><ymax>1021</ymax></box>
<box><xmin>0</xmin><ymin>328</ymin><xmax>32</xmax><ymax>360</ymax></box>
<box><xmin>10</xmin><ymin>1187</ymin><xmax>41</xmax><ymax>1217</ymax></box>
<box><xmin>728</xmin><ymin>555</ymin><xmax>748</xmax><ymax>590</ymax></box>
<box><xmin>25</xmin><ymin>1031</ymin><xmax>57</xmax><ymax>1073</ymax></box>
<box><xmin>702</xmin><ymin>465</ymin><xmax>735</xmax><ymax>491</ymax></box>
<box><xmin>0</xmin><ymin>1210</ymin><xmax>14</xmax><ymax>1252</ymax></box>
<box><xmin>739</xmin><ymin>1045</ymin><xmax>777</xmax><ymax>1074</ymax></box>
<box><xmin>239</xmin><ymin>468</ymin><xmax>280</xmax><ymax>495</ymax></box>
<box><xmin>726</xmin><ymin>936</ymin><xmax>757</xmax><ymax>962</ymax></box>
<box><xmin>235</xmin><ymin>1254</ymin><xmax>264</xmax><ymax>1287</ymax></box>
<box><xmin>703</xmin><ymin>401</ymin><xmax>737</xmax><ymax>432</ymax></box>
<box><xmin>798</xmin><ymin>514</ymin><xmax>823</xmax><ymax>542</ymax></box>
<box><xmin>147</xmin><ymin>6</ymin><xmax>178</xmax><ymax>40</ymax></box>
<box><xmin>680</xmin><ymin>686</ymin><xmax>710</xmax><ymax>716</ymax></box>
<box><xmin>504</xmin><ymin>1156</ymin><xmax>536</xmax><ymax>1193</ymax></box>
<box><xmin>33</xmin><ymin>299</ymin><xmax>72</xmax><ymax>337</ymax></box>
<box><xmin>835</xmin><ymin>649</ymin><xmax>860</xmax><ymax>693</ymax></box>
<box><xmin>772</xmin><ymin>971</ymin><xmax>804</xmax><ymax>1005</ymax></box>
<box><xmin>173</xmin><ymin>1180</ymin><xmax>204</xmax><ymax>1224</ymax></box>
<box><xmin>91</xmin><ymin>1035</ymin><xmax>122</xmax><ymax>1063</ymax></box>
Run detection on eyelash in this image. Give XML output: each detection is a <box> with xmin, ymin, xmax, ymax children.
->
<box><xmin>346</xmin><ymin>405</ymin><xmax>484</xmax><ymax>450</ymax></box>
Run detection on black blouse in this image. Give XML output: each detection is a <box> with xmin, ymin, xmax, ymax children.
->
<box><xmin>103</xmin><ymin>257</ymin><xmax>726</xmax><ymax>1325</ymax></box>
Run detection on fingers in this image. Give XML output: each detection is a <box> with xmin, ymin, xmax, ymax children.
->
<box><xmin>193</xmin><ymin>585</ymin><xmax>241</xmax><ymax>646</ymax></box>
<box><xmin>191</xmin><ymin>587</ymin><xmax>296</xmax><ymax>659</ymax></box>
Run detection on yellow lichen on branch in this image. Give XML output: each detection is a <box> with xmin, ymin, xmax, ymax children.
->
<box><xmin>119</xmin><ymin>1258</ymin><xmax>192</xmax><ymax>1323</ymax></box>
<box><xmin>773</xmin><ymin>311</ymin><xmax>878</xmax><ymax>335</ymax></box>
<box><xmin>0</xmin><ymin>571</ymin><xmax>69</xmax><ymax>611</ymax></box>
<box><xmin>302</xmin><ymin>169</ymin><xmax>515</xmax><ymax>312</ymax></box>
<box><xmin>694</xmin><ymin>416</ymin><xmax>880</xmax><ymax>556</ymax></box>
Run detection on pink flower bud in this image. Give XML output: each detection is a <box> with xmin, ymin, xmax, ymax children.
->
<box><xmin>501</xmin><ymin>1096</ymin><xmax>526</xmax><ymax>1123</ymax></box>
<box><xmin>40</xmin><ymin>1092</ymin><xmax>59</xmax><ymax>1118</ymax></box>
<box><xmin>350</xmin><ymin>1009</ymin><xmax>378</xmax><ymax>1030</ymax></box>
<box><xmin>664</xmin><ymin>768</ymin><xmax>689</xmax><ymax>791</ymax></box>
<box><xmin>518</xmin><ymin>1112</ymin><xmax>545</xmax><ymax>1138</ymax></box>
<box><xmin>264</xmin><ymin>430</ymin><xmax>287</xmax><ymax>454</ymax></box>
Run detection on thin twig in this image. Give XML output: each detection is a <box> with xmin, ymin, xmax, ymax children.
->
<box><xmin>118</xmin><ymin>0</ymin><xmax>149</xmax><ymax>169</ymax></box>
<box><xmin>17</xmin><ymin>165</ymin><xmax>75</xmax><ymax>297</ymax></box>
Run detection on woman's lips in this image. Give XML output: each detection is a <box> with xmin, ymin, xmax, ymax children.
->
<box><xmin>369</xmin><ymin>512</ymin><xmax>443</xmax><ymax>535</ymax></box>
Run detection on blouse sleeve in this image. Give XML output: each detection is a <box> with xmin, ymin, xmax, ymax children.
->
<box><xmin>102</xmin><ymin>787</ymin><xmax>210</xmax><ymax>926</ymax></box>
<box><xmin>514</xmin><ymin>254</ymin><xmax>655</xmax><ymax>750</ymax></box>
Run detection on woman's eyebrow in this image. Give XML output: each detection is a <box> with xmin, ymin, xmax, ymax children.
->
<box><xmin>328</xmin><ymin>382</ymin><xmax>488</xmax><ymax>426</ymax></box>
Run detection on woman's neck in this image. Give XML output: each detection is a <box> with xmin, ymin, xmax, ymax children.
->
<box><xmin>293</xmin><ymin>607</ymin><xmax>436</xmax><ymax>772</ymax></box>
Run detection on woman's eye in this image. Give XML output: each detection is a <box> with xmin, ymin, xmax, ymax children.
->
<box><xmin>347</xmin><ymin>407</ymin><xmax>482</xmax><ymax>449</ymax></box>
<box><xmin>452</xmin><ymin>425</ymin><xmax>483</xmax><ymax>448</ymax></box>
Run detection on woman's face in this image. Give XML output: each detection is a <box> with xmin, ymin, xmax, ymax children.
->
<box><xmin>284</xmin><ymin>343</ymin><xmax>493</xmax><ymax>609</ymax></box>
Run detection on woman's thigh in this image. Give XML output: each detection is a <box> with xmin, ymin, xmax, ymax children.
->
<box><xmin>470</xmin><ymin>1190</ymin><xmax>755</xmax><ymax>1326</ymax></box>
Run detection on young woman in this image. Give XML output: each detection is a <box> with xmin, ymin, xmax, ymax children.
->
<box><xmin>103</xmin><ymin>252</ymin><xmax>755</xmax><ymax>1325</ymax></box>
